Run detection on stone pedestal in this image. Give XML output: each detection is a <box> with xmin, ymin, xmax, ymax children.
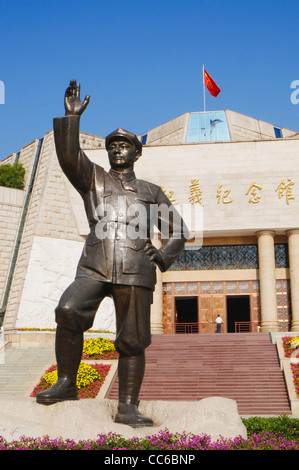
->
<box><xmin>0</xmin><ymin>396</ymin><xmax>247</xmax><ymax>442</ymax></box>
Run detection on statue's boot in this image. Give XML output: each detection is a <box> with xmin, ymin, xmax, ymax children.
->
<box><xmin>36</xmin><ymin>326</ymin><xmax>83</xmax><ymax>405</ymax></box>
<box><xmin>114</xmin><ymin>354</ymin><xmax>153</xmax><ymax>428</ymax></box>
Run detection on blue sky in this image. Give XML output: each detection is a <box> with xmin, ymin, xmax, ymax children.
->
<box><xmin>1</xmin><ymin>0</ymin><xmax>299</xmax><ymax>159</ymax></box>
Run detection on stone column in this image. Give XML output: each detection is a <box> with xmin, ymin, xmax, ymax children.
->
<box><xmin>287</xmin><ymin>229</ymin><xmax>299</xmax><ymax>331</ymax></box>
<box><xmin>150</xmin><ymin>238</ymin><xmax>164</xmax><ymax>334</ymax></box>
<box><xmin>256</xmin><ymin>230</ymin><xmax>279</xmax><ymax>332</ymax></box>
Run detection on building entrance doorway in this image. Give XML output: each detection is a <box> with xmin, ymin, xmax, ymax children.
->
<box><xmin>175</xmin><ymin>297</ymin><xmax>198</xmax><ymax>333</ymax></box>
<box><xmin>226</xmin><ymin>295</ymin><xmax>250</xmax><ymax>332</ymax></box>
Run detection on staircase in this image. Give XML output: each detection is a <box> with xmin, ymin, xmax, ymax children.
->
<box><xmin>106</xmin><ymin>333</ymin><xmax>292</xmax><ymax>415</ymax></box>
<box><xmin>0</xmin><ymin>346</ymin><xmax>55</xmax><ymax>395</ymax></box>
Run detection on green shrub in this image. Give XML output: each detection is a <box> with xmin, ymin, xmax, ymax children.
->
<box><xmin>242</xmin><ymin>415</ymin><xmax>299</xmax><ymax>439</ymax></box>
<box><xmin>0</xmin><ymin>162</ymin><xmax>25</xmax><ymax>189</ymax></box>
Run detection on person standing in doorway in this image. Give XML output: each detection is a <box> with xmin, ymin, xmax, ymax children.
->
<box><xmin>215</xmin><ymin>315</ymin><xmax>223</xmax><ymax>333</ymax></box>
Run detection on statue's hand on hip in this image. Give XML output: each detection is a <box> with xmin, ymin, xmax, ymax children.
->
<box><xmin>64</xmin><ymin>79</ymin><xmax>90</xmax><ymax>116</ymax></box>
<box><xmin>144</xmin><ymin>242</ymin><xmax>164</xmax><ymax>269</ymax></box>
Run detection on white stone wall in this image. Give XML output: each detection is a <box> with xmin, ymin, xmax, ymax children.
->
<box><xmin>146</xmin><ymin>113</ymin><xmax>188</xmax><ymax>146</ymax></box>
<box><xmin>2</xmin><ymin>138</ymin><xmax>51</xmax><ymax>329</ymax></box>
<box><xmin>1</xmin><ymin>130</ymin><xmax>106</xmax><ymax>330</ymax></box>
<box><xmin>34</xmin><ymin>144</ymin><xmax>84</xmax><ymax>242</ymax></box>
<box><xmin>16</xmin><ymin>236</ymin><xmax>116</xmax><ymax>331</ymax></box>
<box><xmin>143</xmin><ymin>110</ymin><xmax>296</xmax><ymax>146</ymax></box>
<box><xmin>226</xmin><ymin>110</ymin><xmax>278</xmax><ymax>141</ymax></box>
<box><xmin>84</xmin><ymin>138</ymin><xmax>299</xmax><ymax>241</ymax></box>
<box><xmin>3</xmin><ymin>126</ymin><xmax>299</xmax><ymax>332</ymax></box>
<box><xmin>0</xmin><ymin>187</ymin><xmax>24</xmax><ymax>305</ymax></box>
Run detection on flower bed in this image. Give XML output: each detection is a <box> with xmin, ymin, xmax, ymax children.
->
<box><xmin>17</xmin><ymin>328</ymin><xmax>56</xmax><ymax>331</ymax></box>
<box><xmin>291</xmin><ymin>362</ymin><xmax>299</xmax><ymax>397</ymax></box>
<box><xmin>1</xmin><ymin>416</ymin><xmax>299</xmax><ymax>450</ymax></box>
<box><xmin>82</xmin><ymin>336</ymin><xmax>119</xmax><ymax>360</ymax></box>
<box><xmin>30</xmin><ymin>337</ymin><xmax>117</xmax><ymax>399</ymax></box>
<box><xmin>0</xmin><ymin>429</ymin><xmax>299</xmax><ymax>450</ymax></box>
<box><xmin>30</xmin><ymin>362</ymin><xmax>111</xmax><ymax>399</ymax></box>
<box><xmin>282</xmin><ymin>336</ymin><xmax>299</xmax><ymax>358</ymax></box>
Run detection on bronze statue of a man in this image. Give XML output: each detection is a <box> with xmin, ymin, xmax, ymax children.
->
<box><xmin>36</xmin><ymin>80</ymin><xmax>187</xmax><ymax>428</ymax></box>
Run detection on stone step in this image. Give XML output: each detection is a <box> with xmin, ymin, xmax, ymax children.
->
<box><xmin>0</xmin><ymin>346</ymin><xmax>55</xmax><ymax>395</ymax></box>
<box><xmin>106</xmin><ymin>333</ymin><xmax>292</xmax><ymax>415</ymax></box>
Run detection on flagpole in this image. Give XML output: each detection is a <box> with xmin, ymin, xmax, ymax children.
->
<box><xmin>203</xmin><ymin>64</ymin><xmax>206</xmax><ymax>113</ymax></box>
<box><xmin>203</xmin><ymin>64</ymin><xmax>206</xmax><ymax>140</ymax></box>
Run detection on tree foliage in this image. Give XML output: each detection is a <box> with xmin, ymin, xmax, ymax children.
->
<box><xmin>0</xmin><ymin>162</ymin><xmax>25</xmax><ymax>189</ymax></box>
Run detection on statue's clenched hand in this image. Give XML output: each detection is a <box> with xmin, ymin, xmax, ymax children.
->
<box><xmin>144</xmin><ymin>241</ymin><xmax>164</xmax><ymax>268</ymax></box>
<box><xmin>64</xmin><ymin>79</ymin><xmax>90</xmax><ymax>116</ymax></box>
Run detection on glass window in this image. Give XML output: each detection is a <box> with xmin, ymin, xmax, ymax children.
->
<box><xmin>186</xmin><ymin>111</ymin><xmax>230</xmax><ymax>143</ymax></box>
<box><xmin>275</xmin><ymin>243</ymin><xmax>289</xmax><ymax>268</ymax></box>
<box><xmin>169</xmin><ymin>245</ymin><xmax>258</xmax><ymax>271</ymax></box>
<box><xmin>169</xmin><ymin>243</ymin><xmax>289</xmax><ymax>271</ymax></box>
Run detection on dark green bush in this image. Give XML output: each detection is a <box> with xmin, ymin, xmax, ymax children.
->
<box><xmin>0</xmin><ymin>162</ymin><xmax>25</xmax><ymax>189</ymax></box>
<box><xmin>242</xmin><ymin>415</ymin><xmax>299</xmax><ymax>439</ymax></box>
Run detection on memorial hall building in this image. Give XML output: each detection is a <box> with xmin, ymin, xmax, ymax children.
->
<box><xmin>1</xmin><ymin>109</ymin><xmax>299</xmax><ymax>339</ymax></box>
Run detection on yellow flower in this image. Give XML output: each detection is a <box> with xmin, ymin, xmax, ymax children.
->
<box><xmin>286</xmin><ymin>337</ymin><xmax>299</xmax><ymax>349</ymax></box>
<box><xmin>44</xmin><ymin>362</ymin><xmax>100</xmax><ymax>389</ymax></box>
<box><xmin>82</xmin><ymin>337</ymin><xmax>115</xmax><ymax>356</ymax></box>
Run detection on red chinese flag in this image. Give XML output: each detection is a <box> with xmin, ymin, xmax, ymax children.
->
<box><xmin>204</xmin><ymin>69</ymin><xmax>221</xmax><ymax>97</ymax></box>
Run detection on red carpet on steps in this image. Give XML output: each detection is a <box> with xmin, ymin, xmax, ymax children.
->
<box><xmin>105</xmin><ymin>333</ymin><xmax>292</xmax><ymax>416</ymax></box>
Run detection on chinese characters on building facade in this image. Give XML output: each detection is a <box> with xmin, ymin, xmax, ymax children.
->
<box><xmin>161</xmin><ymin>178</ymin><xmax>296</xmax><ymax>206</ymax></box>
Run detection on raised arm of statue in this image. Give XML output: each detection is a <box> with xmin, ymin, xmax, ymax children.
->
<box><xmin>64</xmin><ymin>79</ymin><xmax>90</xmax><ymax>116</ymax></box>
<box><xmin>54</xmin><ymin>80</ymin><xmax>93</xmax><ymax>196</ymax></box>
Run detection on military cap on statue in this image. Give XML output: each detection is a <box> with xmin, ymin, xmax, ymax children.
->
<box><xmin>105</xmin><ymin>128</ymin><xmax>143</xmax><ymax>154</ymax></box>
